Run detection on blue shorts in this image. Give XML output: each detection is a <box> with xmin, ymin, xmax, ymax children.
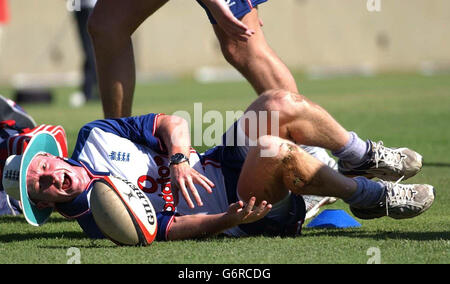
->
<box><xmin>204</xmin><ymin>120</ymin><xmax>306</xmax><ymax>237</ymax></box>
<box><xmin>196</xmin><ymin>0</ymin><xmax>268</xmax><ymax>24</ymax></box>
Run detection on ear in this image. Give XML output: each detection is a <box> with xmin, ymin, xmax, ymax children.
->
<box><xmin>35</xmin><ymin>201</ymin><xmax>55</xmax><ymax>209</ymax></box>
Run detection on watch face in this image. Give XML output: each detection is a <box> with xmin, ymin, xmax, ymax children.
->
<box><xmin>171</xmin><ymin>153</ymin><xmax>186</xmax><ymax>163</ymax></box>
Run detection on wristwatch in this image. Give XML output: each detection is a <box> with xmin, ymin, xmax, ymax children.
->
<box><xmin>169</xmin><ymin>153</ymin><xmax>190</xmax><ymax>167</ymax></box>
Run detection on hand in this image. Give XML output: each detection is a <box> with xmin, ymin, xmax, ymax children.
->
<box><xmin>170</xmin><ymin>162</ymin><xmax>215</xmax><ymax>208</ymax></box>
<box><xmin>226</xmin><ymin>197</ymin><xmax>272</xmax><ymax>225</ymax></box>
<box><xmin>201</xmin><ymin>0</ymin><xmax>255</xmax><ymax>41</ymax></box>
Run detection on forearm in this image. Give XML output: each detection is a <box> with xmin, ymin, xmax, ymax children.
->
<box><xmin>167</xmin><ymin>213</ymin><xmax>238</xmax><ymax>241</ymax></box>
<box><xmin>167</xmin><ymin>197</ymin><xmax>271</xmax><ymax>240</ymax></box>
<box><xmin>154</xmin><ymin>114</ymin><xmax>215</xmax><ymax>208</ymax></box>
<box><xmin>155</xmin><ymin>115</ymin><xmax>191</xmax><ymax>157</ymax></box>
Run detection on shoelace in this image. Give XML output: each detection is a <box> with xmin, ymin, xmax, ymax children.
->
<box><xmin>372</xmin><ymin>141</ymin><xmax>407</xmax><ymax>169</ymax></box>
<box><xmin>385</xmin><ymin>175</ymin><xmax>419</xmax><ymax>217</ymax></box>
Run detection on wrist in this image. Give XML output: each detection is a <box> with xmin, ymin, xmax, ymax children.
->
<box><xmin>222</xmin><ymin>212</ymin><xmax>241</xmax><ymax>227</ymax></box>
<box><xmin>169</xmin><ymin>153</ymin><xmax>189</xmax><ymax>167</ymax></box>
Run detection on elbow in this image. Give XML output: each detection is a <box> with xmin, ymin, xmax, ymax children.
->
<box><xmin>159</xmin><ymin>114</ymin><xmax>189</xmax><ymax>129</ymax></box>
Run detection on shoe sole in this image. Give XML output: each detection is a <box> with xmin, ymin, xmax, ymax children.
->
<box><xmin>340</xmin><ymin>158</ymin><xmax>423</xmax><ymax>181</ymax></box>
<box><xmin>340</xmin><ymin>151</ymin><xmax>423</xmax><ymax>182</ymax></box>
<box><xmin>305</xmin><ymin>197</ymin><xmax>337</xmax><ymax>220</ymax></box>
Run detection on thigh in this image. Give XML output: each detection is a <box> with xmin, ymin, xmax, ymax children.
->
<box><xmin>212</xmin><ymin>8</ymin><xmax>299</xmax><ymax>95</ymax></box>
<box><xmin>91</xmin><ymin>0</ymin><xmax>169</xmax><ymax>35</ymax></box>
<box><xmin>213</xmin><ymin>8</ymin><xmax>268</xmax><ymax>53</ymax></box>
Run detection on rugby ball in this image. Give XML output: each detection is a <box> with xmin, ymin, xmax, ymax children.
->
<box><xmin>89</xmin><ymin>176</ymin><xmax>158</xmax><ymax>246</ymax></box>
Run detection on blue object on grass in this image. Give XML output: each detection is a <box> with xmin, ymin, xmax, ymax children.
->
<box><xmin>306</xmin><ymin>209</ymin><xmax>361</xmax><ymax>228</ymax></box>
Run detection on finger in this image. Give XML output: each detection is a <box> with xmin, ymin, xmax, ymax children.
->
<box><xmin>200</xmin><ymin>173</ymin><xmax>215</xmax><ymax>188</ymax></box>
<box><xmin>221</xmin><ymin>21</ymin><xmax>253</xmax><ymax>42</ymax></box>
<box><xmin>256</xmin><ymin>200</ymin><xmax>267</xmax><ymax>214</ymax></box>
<box><xmin>223</xmin><ymin>28</ymin><xmax>250</xmax><ymax>42</ymax></box>
<box><xmin>178</xmin><ymin>179</ymin><xmax>194</xmax><ymax>209</ymax></box>
<box><xmin>186</xmin><ymin>177</ymin><xmax>203</xmax><ymax>207</ymax></box>
<box><xmin>250</xmin><ymin>201</ymin><xmax>271</xmax><ymax>219</ymax></box>
<box><xmin>229</xmin><ymin>200</ymin><xmax>244</xmax><ymax>212</ymax></box>
<box><xmin>244</xmin><ymin>197</ymin><xmax>256</xmax><ymax>214</ymax></box>
<box><xmin>246</xmin><ymin>29</ymin><xmax>256</xmax><ymax>36</ymax></box>
<box><xmin>193</xmin><ymin>172</ymin><xmax>215</xmax><ymax>193</ymax></box>
<box><xmin>226</xmin><ymin>16</ymin><xmax>250</xmax><ymax>32</ymax></box>
<box><xmin>231</xmin><ymin>27</ymin><xmax>254</xmax><ymax>41</ymax></box>
<box><xmin>261</xmin><ymin>203</ymin><xmax>272</xmax><ymax>217</ymax></box>
<box><xmin>235</xmin><ymin>34</ymin><xmax>250</xmax><ymax>42</ymax></box>
<box><xmin>228</xmin><ymin>18</ymin><xmax>255</xmax><ymax>37</ymax></box>
<box><xmin>194</xmin><ymin>176</ymin><xmax>213</xmax><ymax>194</ymax></box>
<box><xmin>192</xmin><ymin>170</ymin><xmax>215</xmax><ymax>189</ymax></box>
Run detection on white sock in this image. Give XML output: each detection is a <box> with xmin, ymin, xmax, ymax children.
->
<box><xmin>332</xmin><ymin>132</ymin><xmax>370</xmax><ymax>166</ymax></box>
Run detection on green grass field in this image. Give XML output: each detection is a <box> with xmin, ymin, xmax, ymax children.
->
<box><xmin>0</xmin><ymin>73</ymin><xmax>449</xmax><ymax>264</ymax></box>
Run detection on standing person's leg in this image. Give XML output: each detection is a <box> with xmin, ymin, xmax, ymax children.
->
<box><xmin>213</xmin><ymin>8</ymin><xmax>298</xmax><ymax>95</ymax></box>
<box><xmin>88</xmin><ymin>0</ymin><xmax>169</xmax><ymax>118</ymax></box>
<box><xmin>73</xmin><ymin>7</ymin><xmax>98</xmax><ymax>103</ymax></box>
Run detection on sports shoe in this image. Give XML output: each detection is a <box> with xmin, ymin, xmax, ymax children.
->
<box><xmin>350</xmin><ymin>178</ymin><xmax>435</xmax><ymax>220</ymax></box>
<box><xmin>303</xmin><ymin>195</ymin><xmax>338</xmax><ymax>220</ymax></box>
<box><xmin>0</xmin><ymin>95</ymin><xmax>36</xmax><ymax>129</ymax></box>
<box><xmin>338</xmin><ymin>141</ymin><xmax>423</xmax><ymax>181</ymax></box>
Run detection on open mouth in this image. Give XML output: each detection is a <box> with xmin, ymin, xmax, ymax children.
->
<box><xmin>62</xmin><ymin>173</ymin><xmax>72</xmax><ymax>190</ymax></box>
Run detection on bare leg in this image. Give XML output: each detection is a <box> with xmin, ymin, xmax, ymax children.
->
<box><xmin>213</xmin><ymin>8</ymin><xmax>298</xmax><ymax>95</ymax></box>
<box><xmin>237</xmin><ymin>135</ymin><xmax>434</xmax><ymax>221</ymax></box>
<box><xmin>88</xmin><ymin>0</ymin><xmax>169</xmax><ymax>118</ymax></box>
<box><xmin>237</xmin><ymin>136</ymin><xmax>357</xmax><ymax>204</ymax></box>
<box><xmin>242</xmin><ymin>89</ymin><xmax>351</xmax><ymax>152</ymax></box>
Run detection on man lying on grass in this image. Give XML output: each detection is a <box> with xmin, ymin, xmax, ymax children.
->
<box><xmin>2</xmin><ymin>89</ymin><xmax>435</xmax><ymax>241</ymax></box>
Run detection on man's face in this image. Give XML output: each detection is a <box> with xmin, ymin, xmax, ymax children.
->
<box><xmin>26</xmin><ymin>154</ymin><xmax>85</xmax><ymax>205</ymax></box>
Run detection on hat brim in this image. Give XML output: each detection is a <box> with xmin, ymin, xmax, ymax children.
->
<box><xmin>20</xmin><ymin>132</ymin><xmax>63</xmax><ymax>226</ymax></box>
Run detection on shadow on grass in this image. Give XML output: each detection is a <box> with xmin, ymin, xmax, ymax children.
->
<box><xmin>0</xmin><ymin>230</ymin><xmax>117</xmax><ymax>249</ymax></box>
<box><xmin>423</xmin><ymin>162</ymin><xmax>450</xmax><ymax>168</ymax></box>
<box><xmin>0</xmin><ymin>215</ymin><xmax>69</xmax><ymax>224</ymax></box>
<box><xmin>303</xmin><ymin>229</ymin><xmax>450</xmax><ymax>241</ymax></box>
<box><xmin>0</xmin><ymin>231</ymin><xmax>87</xmax><ymax>243</ymax></box>
<box><xmin>37</xmin><ymin>242</ymin><xmax>116</xmax><ymax>250</ymax></box>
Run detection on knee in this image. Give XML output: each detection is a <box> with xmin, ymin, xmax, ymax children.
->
<box><xmin>257</xmin><ymin>135</ymin><xmax>300</xmax><ymax>163</ymax></box>
<box><xmin>219</xmin><ymin>39</ymin><xmax>267</xmax><ymax>69</ymax></box>
<box><xmin>258</xmin><ymin>89</ymin><xmax>309</xmax><ymax>116</ymax></box>
<box><xmin>255</xmin><ymin>136</ymin><xmax>313</xmax><ymax>194</ymax></box>
<box><xmin>269</xmin><ymin>139</ymin><xmax>313</xmax><ymax>194</ymax></box>
<box><xmin>257</xmin><ymin>135</ymin><xmax>286</xmax><ymax>159</ymax></box>
<box><xmin>220</xmin><ymin>42</ymin><xmax>246</xmax><ymax>68</ymax></box>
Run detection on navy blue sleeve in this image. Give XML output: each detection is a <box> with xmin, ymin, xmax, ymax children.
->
<box><xmin>55</xmin><ymin>189</ymin><xmax>105</xmax><ymax>239</ymax></box>
<box><xmin>76</xmin><ymin>212</ymin><xmax>105</xmax><ymax>239</ymax></box>
<box><xmin>156</xmin><ymin>211</ymin><xmax>176</xmax><ymax>241</ymax></box>
<box><xmin>72</xmin><ymin>113</ymin><xmax>166</xmax><ymax>159</ymax></box>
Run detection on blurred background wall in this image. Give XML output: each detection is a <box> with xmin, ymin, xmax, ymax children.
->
<box><xmin>0</xmin><ymin>0</ymin><xmax>449</xmax><ymax>86</ymax></box>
